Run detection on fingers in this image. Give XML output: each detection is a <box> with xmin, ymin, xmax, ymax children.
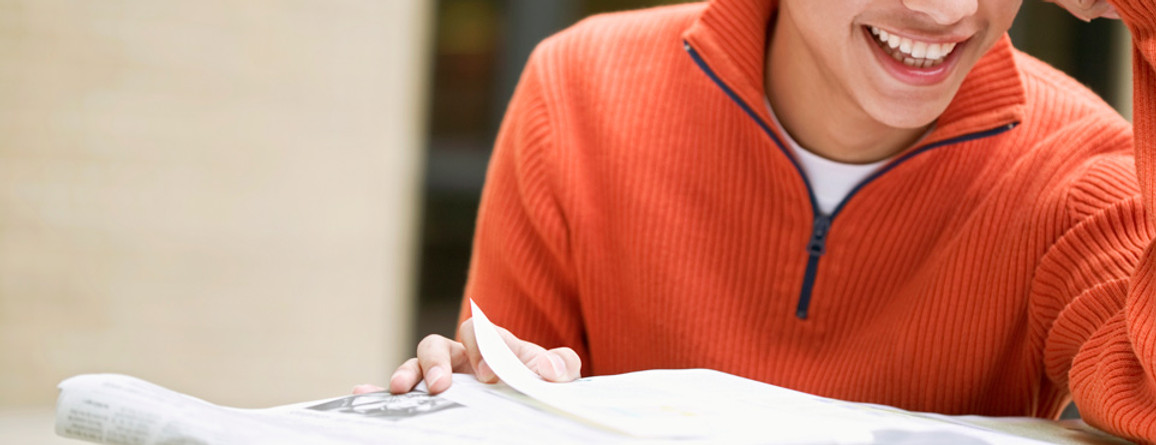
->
<box><xmin>387</xmin><ymin>334</ymin><xmax>470</xmax><ymax>395</ymax></box>
<box><xmin>388</xmin><ymin>358</ymin><xmax>422</xmax><ymax>394</ymax></box>
<box><xmin>459</xmin><ymin>318</ymin><xmax>582</xmax><ymax>383</ymax></box>
<box><xmin>1046</xmin><ymin>0</ymin><xmax>1119</xmax><ymax>21</ymax></box>
<box><xmin>1101</xmin><ymin>4</ymin><xmax>1120</xmax><ymax>20</ymax></box>
<box><xmin>532</xmin><ymin>347</ymin><xmax>582</xmax><ymax>382</ymax></box>
<box><xmin>415</xmin><ymin>335</ymin><xmax>452</xmax><ymax>393</ymax></box>
<box><xmin>352</xmin><ymin>384</ymin><xmax>385</xmax><ymax>395</ymax></box>
<box><xmin>386</xmin><ymin>317</ymin><xmax>584</xmax><ymax>397</ymax></box>
<box><xmin>458</xmin><ymin>319</ymin><xmax>498</xmax><ymax>383</ymax></box>
<box><xmin>383</xmin><ymin>344</ymin><xmax>579</xmax><ymax>395</ymax></box>
<box><xmin>460</xmin><ymin>318</ymin><xmax>542</xmax><ymax>383</ymax></box>
<box><xmin>415</xmin><ymin>334</ymin><xmax>469</xmax><ymax>394</ymax></box>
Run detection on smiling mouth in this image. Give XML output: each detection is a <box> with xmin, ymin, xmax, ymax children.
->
<box><xmin>865</xmin><ymin>26</ymin><xmax>961</xmax><ymax>69</ymax></box>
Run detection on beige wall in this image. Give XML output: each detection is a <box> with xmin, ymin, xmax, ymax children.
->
<box><xmin>0</xmin><ymin>0</ymin><xmax>431</xmax><ymax>410</ymax></box>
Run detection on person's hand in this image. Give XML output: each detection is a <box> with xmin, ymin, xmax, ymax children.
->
<box><xmin>352</xmin><ymin>318</ymin><xmax>582</xmax><ymax>396</ymax></box>
<box><xmin>1044</xmin><ymin>0</ymin><xmax>1121</xmax><ymax>21</ymax></box>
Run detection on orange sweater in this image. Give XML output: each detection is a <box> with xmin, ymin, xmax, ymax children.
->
<box><xmin>461</xmin><ymin>0</ymin><xmax>1156</xmax><ymax>441</ymax></box>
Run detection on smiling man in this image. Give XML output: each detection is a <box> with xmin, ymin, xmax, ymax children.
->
<box><xmin>377</xmin><ymin>0</ymin><xmax>1156</xmax><ymax>442</ymax></box>
<box><xmin>767</xmin><ymin>0</ymin><xmax>1019</xmax><ymax>162</ymax></box>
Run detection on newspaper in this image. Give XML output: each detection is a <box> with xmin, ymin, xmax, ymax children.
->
<box><xmin>54</xmin><ymin>301</ymin><xmax>1133</xmax><ymax>444</ymax></box>
<box><xmin>56</xmin><ymin>373</ymin><xmax>626</xmax><ymax>445</ymax></box>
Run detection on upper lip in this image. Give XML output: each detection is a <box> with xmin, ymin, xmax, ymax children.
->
<box><xmin>865</xmin><ymin>25</ymin><xmax>973</xmax><ymax>45</ymax></box>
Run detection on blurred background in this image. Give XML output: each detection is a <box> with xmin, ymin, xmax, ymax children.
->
<box><xmin>0</xmin><ymin>1</ymin><xmax>1133</xmax><ymax>443</ymax></box>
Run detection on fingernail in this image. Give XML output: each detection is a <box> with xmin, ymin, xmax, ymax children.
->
<box><xmin>351</xmin><ymin>384</ymin><xmax>383</xmax><ymax>394</ymax></box>
<box><xmin>389</xmin><ymin>369</ymin><xmax>408</xmax><ymax>385</ymax></box>
<box><xmin>426</xmin><ymin>366</ymin><xmax>446</xmax><ymax>387</ymax></box>
<box><xmin>548</xmin><ymin>353</ymin><xmax>566</xmax><ymax>378</ymax></box>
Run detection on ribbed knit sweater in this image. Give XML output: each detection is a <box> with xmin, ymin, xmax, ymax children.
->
<box><xmin>461</xmin><ymin>0</ymin><xmax>1156</xmax><ymax>441</ymax></box>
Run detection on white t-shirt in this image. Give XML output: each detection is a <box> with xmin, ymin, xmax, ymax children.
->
<box><xmin>765</xmin><ymin>100</ymin><xmax>894</xmax><ymax>215</ymax></box>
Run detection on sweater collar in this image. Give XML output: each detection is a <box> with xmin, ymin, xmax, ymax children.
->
<box><xmin>681</xmin><ymin>0</ymin><xmax>1026</xmax><ymax>147</ymax></box>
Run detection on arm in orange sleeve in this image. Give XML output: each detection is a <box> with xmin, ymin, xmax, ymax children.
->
<box><xmin>1040</xmin><ymin>2</ymin><xmax>1156</xmax><ymax>442</ymax></box>
<box><xmin>456</xmin><ymin>43</ymin><xmax>591</xmax><ymax>371</ymax></box>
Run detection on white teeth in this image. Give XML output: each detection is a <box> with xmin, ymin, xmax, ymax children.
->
<box><xmin>924</xmin><ymin>43</ymin><xmax>956</xmax><ymax>60</ymax></box>
<box><xmin>887</xmin><ymin>34</ymin><xmax>901</xmax><ymax>49</ymax></box>
<box><xmin>910</xmin><ymin>41</ymin><xmax>927</xmax><ymax>59</ymax></box>
<box><xmin>926</xmin><ymin>43</ymin><xmax>943</xmax><ymax>60</ymax></box>
<box><xmin>867</xmin><ymin>25</ymin><xmax>959</xmax><ymax>67</ymax></box>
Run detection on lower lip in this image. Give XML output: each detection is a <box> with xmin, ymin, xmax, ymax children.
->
<box><xmin>863</xmin><ymin>27</ymin><xmax>967</xmax><ymax>87</ymax></box>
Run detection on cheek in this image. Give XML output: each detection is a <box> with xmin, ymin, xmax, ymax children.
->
<box><xmin>787</xmin><ymin>0</ymin><xmax>859</xmax><ymax>48</ymax></box>
<box><xmin>985</xmin><ymin>0</ymin><xmax>1022</xmax><ymax>31</ymax></box>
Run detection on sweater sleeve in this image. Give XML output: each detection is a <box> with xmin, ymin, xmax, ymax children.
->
<box><xmin>456</xmin><ymin>44</ymin><xmax>591</xmax><ymax>369</ymax></box>
<box><xmin>1044</xmin><ymin>2</ymin><xmax>1156</xmax><ymax>442</ymax></box>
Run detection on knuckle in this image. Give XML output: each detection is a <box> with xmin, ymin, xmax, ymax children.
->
<box><xmin>392</xmin><ymin>360</ymin><xmax>417</xmax><ymax>377</ymax></box>
<box><xmin>417</xmin><ymin>334</ymin><xmax>446</xmax><ymax>351</ymax></box>
<box><xmin>555</xmin><ymin>347</ymin><xmax>579</xmax><ymax>361</ymax></box>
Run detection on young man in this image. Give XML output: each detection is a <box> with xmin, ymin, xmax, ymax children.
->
<box><xmin>371</xmin><ymin>0</ymin><xmax>1156</xmax><ymax>441</ymax></box>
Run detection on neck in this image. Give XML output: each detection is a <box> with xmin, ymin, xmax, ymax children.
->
<box><xmin>765</xmin><ymin>11</ymin><xmax>929</xmax><ymax>164</ymax></box>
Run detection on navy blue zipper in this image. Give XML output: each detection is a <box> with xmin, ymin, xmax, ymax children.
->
<box><xmin>684</xmin><ymin>41</ymin><xmax>1019</xmax><ymax>320</ymax></box>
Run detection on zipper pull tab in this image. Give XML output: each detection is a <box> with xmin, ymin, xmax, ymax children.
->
<box><xmin>796</xmin><ymin>215</ymin><xmax>832</xmax><ymax>320</ymax></box>
<box><xmin>807</xmin><ymin>215</ymin><xmax>832</xmax><ymax>256</ymax></box>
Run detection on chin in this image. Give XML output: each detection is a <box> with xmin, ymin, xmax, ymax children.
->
<box><xmin>864</xmin><ymin>87</ymin><xmax>952</xmax><ymax>130</ymax></box>
<box><xmin>866</xmin><ymin>101</ymin><xmax>948</xmax><ymax>130</ymax></box>
<box><xmin>858</xmin><ymin>73</ymin><xmax>961</xmax><ymax>131</ymax></box>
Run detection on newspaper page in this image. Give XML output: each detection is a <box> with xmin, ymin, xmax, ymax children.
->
<box><xmin>55</xmin><ymin>372</ymin><xmax>1131</xmax><ymax>445</ymax></box>
<box><xmin>467</xmin><ymin>299</ymin><xmax>1110</xmax><ymax>445</ymax></box>
<box><xmin>56</xmin><ymin>373</ymin><xmax>627</xmax><ymax>445</ymax></box>
<box><xmin>55</xmin><ymin>370</ymin><xmax>1133</xmax><ymax>445</ymax></box>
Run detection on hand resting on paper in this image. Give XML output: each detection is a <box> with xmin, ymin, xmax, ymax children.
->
<box><xmin>352</xmin><ymin>318</ymin><xmax>582</xmax><ymax>396</ymax></box>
